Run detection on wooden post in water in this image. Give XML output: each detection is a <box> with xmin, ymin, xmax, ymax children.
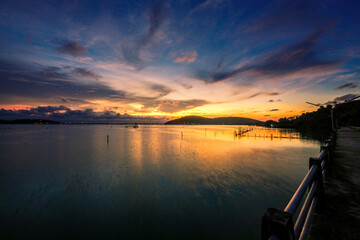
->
<box><xmin>107</xmin><ymin>135</ymin><xmax>109</xmax><ymax>144</ymax></box>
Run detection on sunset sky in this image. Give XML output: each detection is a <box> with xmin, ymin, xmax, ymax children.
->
<box><xmin>0</xmin><ymin>0</ymin><xmax>359</xmax><ymax>122</ymax></box>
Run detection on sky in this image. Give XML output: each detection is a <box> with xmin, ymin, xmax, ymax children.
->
<box><xmin>0</xmin><ymin>0</ymin><xmax>359</xmax><ymax>123</ymax></box>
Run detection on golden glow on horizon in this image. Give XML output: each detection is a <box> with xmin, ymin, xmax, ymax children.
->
<box><xmin>1</xmin><ymin>102</ymin><xmax>309</xmax><ymax>121</ymax></box>
<box><xmin>0</xmin><ymin>46</ymin><xmax>347</xmax><ymax>122</ymax></box>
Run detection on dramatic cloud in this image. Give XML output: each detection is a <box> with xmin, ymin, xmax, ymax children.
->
<box><xmin>181</xmin><ymin>83</ymin><xmax>193</xmax><ymax>89</ymax></box>
<box><xmin>55</xmin><ymin>40</ymin><xmax>88</xmax><ymax>57</ymax></box>
<box><xmin>264</xmin><ymin>114</ymin><xmax>270</xmax><ymax>116</ymax></box>
<box><xmin>250</xmin><ymin>24</ymin><xmax>340</xmax><ymax>75</ymax></box>
<box><xmin>0</xmin><ymin>61</ymin><xmax>126</xmax><ymax>104</ymax></box>
<box><xmin>186</xmin><ymin>0</ymin><xmax>224</xmax><ymax>18</ymax></box>
<box><xmin>196</xmin><ymin>24</ymin><xmax>342</xmax><ymax>83</ymax></box>
<box><xmin>122</xmin><ymin>0</ymin><xmax>168</xmax><ymax>69</ymax></box>
<box><xmin>1</xmin><ymin>0</ymin><xmax>359</xmax><ymax>121</ymax></box>
<box><xmin>156</xmin><ymin>99</ymin><xmax>209</xmax><ymax>113</ymax></box>
<box><xmin>149</xmin><ymin>83</ymin><xmax>172</xmax><ymax>98</ymax></box>
<box><xmin>333</xmin><ymin>94</ymin><xmax>360</xmax><ymax>102</ymax></box>
<box><xmin>174</xmin><ymin>51</ymin><xmax>198</xmax><ymax>63</ymax></box>
<box><xmin>142</xmin><ymin>0</ymin><xmax>168</xmax><ymax>47</ymax></box>
<box><xmin>269</xmin><ymin>109</ymin><xmax>279</xmax><ymax>112</ymax></box>
<box><xmin>323</xmin><ymin>94</ymin><xmax>360</xmax><ymax>105</ymax></box>
<box><xmin>58</xmin><ymin>97</ymin><xmax>92</xmax><ymax>104</ymax></box>
<box><xmin>246</xmin><ymin>0</ymin><xmax>330</xmax><ymax>34</ymax></box>
<box><xmin>72</xmin><ymin>67</ymin><xmax>102</xmax><ymax>81</ymax></box>
<box><xmin>335</xmin><ymin>82</ymin><xmax>357</xmax><ymax>90</ymax></box>
<box><xmin>182</xmin><ymin>0</ymin><xmax>225</xmax><ymax>26</ymax></box>
<box><xmin>0</xmin><ymin>60</ymin><xmax>204</xmax><ymax>115</ymax></box>
<box><xmin>268</xmin><ymin>99</ymin><xmax>282</xmax><ymax>102</ymax></box>
<box><xmin>122</xmin><ymin>47</ymin><xmax>144</xmax><ymax>70</ymax></box>
<box><xmin>0</xmin><ymin>105</ymin><xmax>69</xmax><ymax>120</ymax></box>
<box><xmin>247</xmin><ymin>92</ymin><xmax>279</xmax><ymax>99</ymax></box>
<box><xmin>0</xmin><ymin>106</ymin><xmax>166</xmax><ymax>123</ymax></box>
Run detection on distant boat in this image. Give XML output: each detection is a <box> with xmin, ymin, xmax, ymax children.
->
<box><xmin>133</xmin><ymin>123</ymin><xmax>139</xmax><ymax>128</ymax></box>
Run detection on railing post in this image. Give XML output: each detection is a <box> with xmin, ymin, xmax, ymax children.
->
<box><xmin>320</xmin><ymin>145</ymin><xmax>328</xmax><ymax>177</ymax></box>
<box><xmin>324</xmin><ymin>140</ymin><xmax>332</xmax><ymax>175</ymax></box>
<box><xmin>309</xmin><ymin>157</ymin><xmax>325</xmax><ymax>211</ymax></box>
<box><xmin>331</xmin><ymin>132</ymin><xmax>337</xmax><ymax>149</ymax></box>
<box><xmin>261</xmin><ymin>208</ymin><xmax>295</xmax><ymax>240</ymax></box>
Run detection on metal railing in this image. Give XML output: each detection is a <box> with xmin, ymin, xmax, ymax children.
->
<box><xmin>261</xmin><ymin>133</ymin><xmax>336</xmax><ymax>240</ymax></box>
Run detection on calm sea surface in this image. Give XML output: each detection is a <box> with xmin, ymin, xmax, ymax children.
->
<box><xmin>0</xmin><ymin>125</ymin><xmax>321</xmax><ymax>239</ymax></box>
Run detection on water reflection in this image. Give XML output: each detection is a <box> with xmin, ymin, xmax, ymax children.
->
<box><xmin>0</xmin><ymin>125</ymin><xmax>320</xmax><ymax>239</ymax></box>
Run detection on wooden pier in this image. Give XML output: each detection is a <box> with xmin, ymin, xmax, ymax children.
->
<box><xmin>261</xmin><ymin>127</ymin><xmax>360</xmax><ymax>240</ymax></box>
<box><xmin>234</xmin><ymin>127</ymin><xmax>254</xmax><ymax>136</ymax></box>
<box><xmin>308</xmin><ymin>127</ymin><xmax>360</xmax><ymax>239</ymax></box>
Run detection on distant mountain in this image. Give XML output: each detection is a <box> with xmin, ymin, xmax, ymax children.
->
<box><xmin>164</xmin><ymin>116</ymin><xmax>263</xmax><ymax>125</ymax></box>
<box><xmin>0</xmin><ymin>119</ymin><xmax>61</xmax><ymax>124</ymax></box>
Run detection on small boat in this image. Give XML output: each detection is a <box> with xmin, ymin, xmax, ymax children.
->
<box><xmin>133</xmin><ymin>123</ymin><xmax>139</xmax><ymax>128</ymax></box>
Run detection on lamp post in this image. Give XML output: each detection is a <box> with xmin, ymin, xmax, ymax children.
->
<box><xmin>306</xmin><ymin>94</ymin><xmax>360</xmax><ymax>131</ymax></box>
<box><xmin>306</xmin><ymin>101</ymin><xmax>335</xmax><ymax>131</ymax></box>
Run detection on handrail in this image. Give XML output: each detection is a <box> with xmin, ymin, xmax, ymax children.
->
<box><xmin>298</xmin><ymin>197</ymin><xmax>317</xmax><ymax>240</ymax></box>
<box><xmin>284</xmin><ymin>165</ymin><xmax>318</xmax><ymax>214</ymax></box>
<box><xmin>261</xmin><ymin>133</ymin><xmax>336</xmax><ymax>240</ymax></box>
<box><xmin>317</xmin><ymin>149</ymin><xmax>326</xmax><ymax>161</ymax></box>
<box><xmin>321</xmin><ymin>160</ymin><xmax>325</xmax><ymax>170</ymax></box>
<box><xmin>294</xmin><ymin>181</ymin><xmax>317</xmax><ymax>239</ymax></box>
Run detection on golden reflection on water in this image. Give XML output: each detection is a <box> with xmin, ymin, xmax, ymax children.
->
<box><xmin>111</xmin><ymin>125</ymin><xmax>320</xmax><ymax>190</ymax></box>
<box><xmin>129</xmin><ymin>128</ymin><xmax>144</xmax><ymax>170</ymax></box>
<box><xmin>147</xmin><ymin>127</ymin><xmax>161</xmax><ymax>165</ymax></box>
<box><xmin>0</xmin><ymin>124</ymin><xmax>321</xmax><ymax>239</ymax></box>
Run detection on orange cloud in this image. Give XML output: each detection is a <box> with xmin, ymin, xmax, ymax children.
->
<box><xmin>174</xmin><ymin>51</ymin><xmax>198</xmax><ymax>63</ymax></box>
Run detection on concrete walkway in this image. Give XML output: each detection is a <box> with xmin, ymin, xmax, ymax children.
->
<box><xmin>308</xmin><ymin>127</ymin><xmax>360</xmax><ymax>239</ymax></box>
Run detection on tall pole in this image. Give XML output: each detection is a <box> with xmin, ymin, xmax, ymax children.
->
<box><xmin>306</xmin><ymin>94</ymin><xmax>359</xmax><ymax>132</ymax></box>
<box><xmin>331</xmin><ymin>108</ymin><xmax>334</xmax><ymax>131</ymax></box>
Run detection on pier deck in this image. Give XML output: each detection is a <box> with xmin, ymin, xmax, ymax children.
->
<box><xmin>308</xmin><ymin>127</ymin><xmax>360</xmax><ymax>239</ymax></box>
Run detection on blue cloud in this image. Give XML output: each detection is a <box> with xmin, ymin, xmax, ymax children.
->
<box><xmin>54</xmin><ymin>40</ymin><xmax>88</xmax><ymax>57</ymax></box>
<box><xmin>195</xmin><ymin>24</ymin><xmax>342</xmax><ymax>83</ymax></box>
<box><xmin>0</xmin><ymin>106</ymin><xmax>166</xmax><ymax>123</ymax></box>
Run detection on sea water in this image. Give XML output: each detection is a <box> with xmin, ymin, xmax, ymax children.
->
<box><xmin>0</xmin><ymin>125</ymin><xmax>320</xmax><ymax>239</ymax></box>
